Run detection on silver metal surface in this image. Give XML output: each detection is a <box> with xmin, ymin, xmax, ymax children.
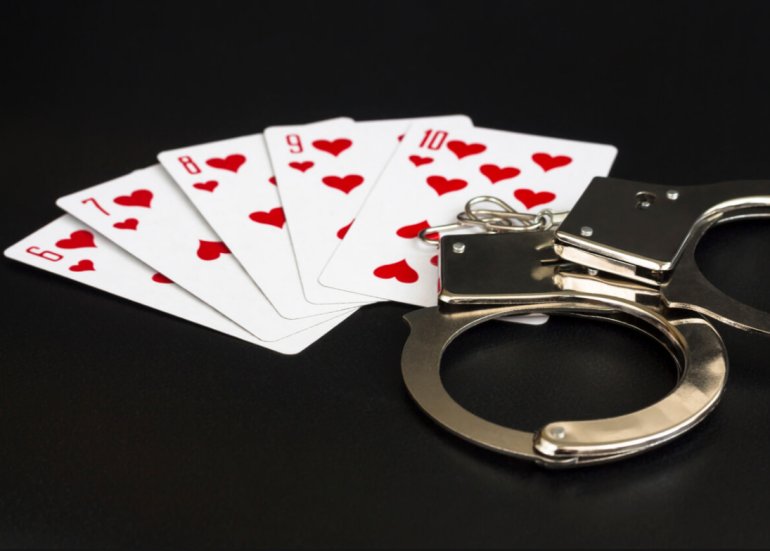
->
<box><xmin>661</xmin><ymin>212</ymin><xmax>770</xmax><ymax>334</ymax></box>
<box><xmin>438</xmin><ymin>231</ymin><xmax>560</xmax><ymax>307</ymax></box>
<box><xmin>439</xmin><ymin>205</ymin><xmax>770</xmax><ymax>335</ymax></box>
<box><xmin>401</xmin><ymin>300</ymin><xmax>727</xmax><ymax>467</ymax></box>
<box><xmin>556</xmin><ymin>210</ymin><xmax>770</xmax><ymax>334</ymax></box>
<box><xmin>401</xmin><ymin>179</ymin><xmax>765</xmax><ymax>468</ymax></box>
<box><xmin>419</xmin><ymin>196</ymin><xmax>568</xmax><ymax>246</ymax></box>
<box><xmin>555</xmin><ymin>178</ymin><xmax>770</xmax><ymax>333</ymax></box>
<box><xmin>557</xmin><ymin>177</ymin><xmax>770</xmax><ymax>276</ymax></box>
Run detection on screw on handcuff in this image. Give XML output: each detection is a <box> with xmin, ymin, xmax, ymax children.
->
<box><xmin>401</xmin><ymin>177</ymin><xmax>770</xmax><ymax>467</ymax></box>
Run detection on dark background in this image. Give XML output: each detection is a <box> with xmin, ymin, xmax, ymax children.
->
<box><xmin>2</xmin><ymin>1</ymin><xmax>770</xmax><ymax>548</ymax></box>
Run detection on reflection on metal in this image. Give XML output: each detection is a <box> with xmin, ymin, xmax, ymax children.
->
<box><xmin>402</xmin><ymin>177</ymin><xmax>770</xmax><ymax>467</ymax></box>
<box><xmin>402</xmin><ymin>303</ymin><xmax>726</xmax><ymax>467</ymax></box>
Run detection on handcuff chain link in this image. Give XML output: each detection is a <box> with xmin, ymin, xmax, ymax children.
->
<box><xmin>418</xmin><ymin>195</ymin><xmax>569</xmax><ymax>246</ymax></box>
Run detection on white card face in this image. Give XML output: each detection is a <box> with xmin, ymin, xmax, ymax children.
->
<box><xmin>321</xmin><ymin>124</ymin><xmax>618</xmax><ymax>307</ymax></box>
<box><xmin>263</xmin><ymin>118</ymin><xmax>375</xmax><ymax>304</ymax></box>
<box><xmin>157</xmin><ymin>129</ymin><xmax>354</xmax><ymax>319</ymax></box>
<box><xmin>3</xmin><ymin>216</ymin><xmax>353</xmax><ymax>355</ymax></box>
<box><xmin>265</xmin><ymin>115</ymin><xmax>473</xmax><ymax>305</ymax></box>
<box><xmin>56</xmin><ymin>165</ymin><xmax>354</xmax><ymax>342</ymax></box>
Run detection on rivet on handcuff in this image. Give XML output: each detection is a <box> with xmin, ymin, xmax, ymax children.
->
<box><xmin>401</xmin><ymin>177</ymin><xmax>770</xmax><ymax>467</ymax></box>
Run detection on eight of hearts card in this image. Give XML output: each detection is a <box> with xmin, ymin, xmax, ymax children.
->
<box><xmin>264</xmin><ymin>115</ymin><xmax>473</xmax><ymax>305</ymax></box>
<box><xmin>3</xmin><ymin>216</ymin><xmax>352</xmax><ymax>354</ymax></box>
<box><xmin>320</xmin><ymin>124</ymin><xmax>618</xmax><ymax>307</ymax></box>
<box><xmin>56</xmin><ymin>165</ymin><xmax>353</xmax><ymax>343</ymax></box>
<box><xmin>158</xmin><ymin>130</ymin><xmax>357</xmax><ymax>320</ymax></box>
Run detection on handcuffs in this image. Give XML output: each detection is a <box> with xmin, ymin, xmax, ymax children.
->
<box><xmin>401</xmin><ymin>177</ymin><xmax>770</xmax><ymax>467</ymax></box>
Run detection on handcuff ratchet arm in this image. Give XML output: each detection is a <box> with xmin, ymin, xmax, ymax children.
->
<box><xmin>556</xmin><ymin>177</ymin><xmax>770</xmax><ymax>334</ymax></box>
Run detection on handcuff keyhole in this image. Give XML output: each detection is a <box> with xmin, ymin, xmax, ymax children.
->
<box><xmin>635</xmin><ymin>191</ymin><xmax>656</xmax><ymax>210</ymax></box>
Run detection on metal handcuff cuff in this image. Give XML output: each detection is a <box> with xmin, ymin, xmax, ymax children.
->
<box><xmin>401</xmin><ymin>177</ymin><xmax>770</xmax><ymax>467</ymax></box>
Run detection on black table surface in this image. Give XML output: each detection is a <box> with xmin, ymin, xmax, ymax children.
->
<box><xmin>3</xmin><ymin>1</ymin><xmax>770</xmax><ymax>548</ymax></box>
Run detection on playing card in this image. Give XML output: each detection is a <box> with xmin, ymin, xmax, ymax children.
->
<box><xmin>320</xmin><ymin>124</ymin><xmax>618</xmax><ymax>306</ymax></box>
<box><xmin>262</xmin><ymin>118</ymin><xmax>373</xmax><ymax>304</ymax></box>
<box><xmin>264</xmin><ymin>115</ymin><xmax>473</xmax><ymax>305</ymax></box>
<box><xmin>56</xmin><ymin>165</ymin><xmax>353</xmax><ymax>342</ymax></box>
<box><xmin>157</xmin><ymin>125</ymin><xmax>356</xmax><ymax>319</ymax></box>
<box><xmin>4</xmin><ymin>216</ymin><xmax>353</xmax><ymax>354</ymax></box>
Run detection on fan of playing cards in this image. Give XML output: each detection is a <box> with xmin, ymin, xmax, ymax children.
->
<box><xmin>5</xmin><ymin>116</ymin><xmax>617</xmax><ymax>354</ymax></box>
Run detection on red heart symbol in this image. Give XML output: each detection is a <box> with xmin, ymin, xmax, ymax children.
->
<box><xmin>532</xmin><ymin>152</ymin><xmax>572</xmax><ymax>172</ymax></box>
<box><xmin>289</xmin><ymin>161</ymin><xmax>314</xmax><ymax>173</ymax></box>
<box><xmin>479</xmin><ymin>164</ymin><xmax>520</xmax><ymax>183</ymax></box>
<box><xmin>69</xmin><ymin>259</ymin><xmax>94</xmax><ymax>272</ymax></box>
<box><xmin>151</xmin><ymin>272</ymin><xmax>173</xmax><ymax>284</ymax></box>
<box><xmin>373</xmin><ymin>259</ymin><xmax>419</xmax><ymax>284</ymax></box>
<box><xmin>268</xmin><ymin>176</ymin><xmax>277</xmax><ymax>186</ymax></box>
<box><xmin>426</xmin><ymin>175</ymin><xmax>467</xmax><ymax>196</ymax></box>
<box><xmin>206</xmin><ymin>154</ymin><xmax>246</xmax><ymax>173</ymax></box>
<box><xmin>196</xmin><ymin>240</ymin><xmax>231</xmax><ymax>261</ymax></box>
<box><xmin>447</xmin><ymin>140</ymin><xmax>486</xmax><ymax>159</ymax></box>
<box><xmin>430</xmin><ymin>255</ymin><xmax>438</xmax><ymax>266</ymax></box>
<box><xmin>56</xmin><ymin>230</ymin><xmax>96</xmax><ymax>249</ymax></box>
<box><xmin>193</xmin><ymin>180</ymin><xmax>218</xmax><ymax>192</ymax></box>
<box><xmin>312</xmin><ymin>138</ymin><xmax>352</xmax><ymax>157</ymax></box>
<box><xmin>114</xmin><ymin>189</ymin><xmax>153</xmax><ymax>208</ymax></box>
<box><xmin>396</xmin><ymin>220</ymin><xmax>438</xmax><ymax>240</ymax></box>
<box><xmin>514</xmin><ymin>188</ymin><xmax>556</xmax><ymax>209</ymax></box>
<box><xmin>113</xmin><ymin>218</ymin><xmax>139</xmax><ymax>230</ymax></box>
<box><xmin>337</xmin><ymin>220</ymin><xmax>353</xmax><ymax>239</ymax></box>
<box><xmin>322</xmin><ymin>174</ymin><xmax>364</xmax><ymax>194</ymax></box>
<box><xmin>249</xmin><ymin>207</ymin><xmax>286</xmax><ymax>228</ymax></box>
<box><xmin>397</xmin><ymin>134</ymin><xmax>405</xmax><ymax>142</ymax></box>
<box><xmin>409</xmin><ymin>155</ymin><xmax>434</xmax><ymax>167</ymax></box>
